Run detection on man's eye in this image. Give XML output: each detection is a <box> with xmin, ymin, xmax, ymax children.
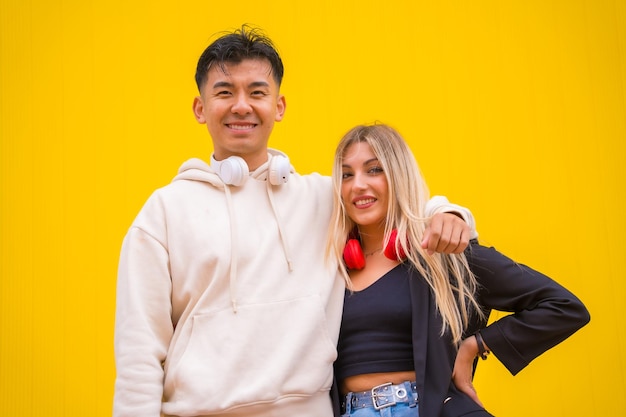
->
<box><xmin>251</xmin><ymin>90</ymin><xmax>267</xmax><ymax>96</ymax></box>
<box><xmin>216</xmin><ymin>90</ymin><xmax>231</xmax><ymax>96</ymax></box>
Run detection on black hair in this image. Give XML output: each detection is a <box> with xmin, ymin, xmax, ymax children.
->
<box><xmin>194</xmin><ymin>24</ymin><xmax>284</xmax><ymax>91</ymax></box>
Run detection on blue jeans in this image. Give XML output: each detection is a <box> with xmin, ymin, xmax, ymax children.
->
<box><xmin>341</xmin><ymin>402</ymin><xmax>419</xmax><ymax>417</ymax></box>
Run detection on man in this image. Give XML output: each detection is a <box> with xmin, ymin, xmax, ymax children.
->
<box><xmin>113</xmin><ymin>25</ymin><xmax>476</xmax><ymax>417</ymax></box>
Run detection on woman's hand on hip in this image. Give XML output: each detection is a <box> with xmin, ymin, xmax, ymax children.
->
<box><xmin>452</xmin><ymin>336</ymin><xmax>485</xmax><ymax>407</ymax></box>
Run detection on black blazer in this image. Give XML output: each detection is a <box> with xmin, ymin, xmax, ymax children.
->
<box><xmin>333</xmin><ymin>243</ymin><xmax>590</xmax><ymax>417</ymax></box>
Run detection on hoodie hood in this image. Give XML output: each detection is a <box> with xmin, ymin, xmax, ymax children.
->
<box><xmin>173</xmin><ymin>157</ymin><xmax>224</xmax><ymax>187</ymax></box>
<box><xmin>173</xmin><ymin>149</ymin><xmax>294</xmax><ymax>187</ymax></box>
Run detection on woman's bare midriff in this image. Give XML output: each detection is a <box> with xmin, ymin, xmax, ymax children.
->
<box><xmin>340</xmin><ymin>371</ymin><xmax>416</xmax><ymax>395</ymax></box>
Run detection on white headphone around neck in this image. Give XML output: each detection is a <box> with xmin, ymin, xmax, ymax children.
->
<box><xmin>210</xmin><ymin>153</ymin><xmax>291</xmax><ymax>186</ymax></box>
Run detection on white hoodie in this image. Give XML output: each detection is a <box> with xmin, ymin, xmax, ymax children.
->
<box><xmin>113</xmin><ymin>150</ymin><xmax>476</xmax><ymax>417</ymax></box>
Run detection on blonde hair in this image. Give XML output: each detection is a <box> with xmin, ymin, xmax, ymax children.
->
<box><xmin>326</xmin><ymin>123</ymin><xmax>483</xmax><ymax>344</ymax></box>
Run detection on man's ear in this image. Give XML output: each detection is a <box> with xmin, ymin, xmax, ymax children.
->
<box><xmin>192</xmin><ymin>96</ymin><xmax>206</xmax><ymax>123</ymax></box>
<box><xmin>275</xmin><ymin>95</ymin><xmax>286</xmax><ymax>122</ymax></box>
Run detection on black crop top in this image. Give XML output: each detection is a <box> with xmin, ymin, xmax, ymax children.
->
<box><xmin>334</xmin><ymin>264</ymin><xmax>415</xmax><ymax>384</ymax></box>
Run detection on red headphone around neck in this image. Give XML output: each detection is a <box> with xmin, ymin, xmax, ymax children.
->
<box><xmin>343</xmin><ymin>229</ymin><xmax>408</xmax><ymax>270</ymax></box>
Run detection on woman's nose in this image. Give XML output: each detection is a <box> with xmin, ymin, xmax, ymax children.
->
<box><xmin>352</xmin><ymin>172</ymin><xmax>367</xmax><ymax>190</ymax></box>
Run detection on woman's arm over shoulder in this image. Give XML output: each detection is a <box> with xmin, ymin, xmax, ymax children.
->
<box><xmin>467</xmin><ymin>243</ymin><xmax>590</xmax><ymax>375</ymax></box>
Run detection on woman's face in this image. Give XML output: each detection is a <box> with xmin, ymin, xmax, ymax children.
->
<box><xmin>340</xmin><ymin>141</ymin><xmax>389</xmax><ymax>231</ymax></box>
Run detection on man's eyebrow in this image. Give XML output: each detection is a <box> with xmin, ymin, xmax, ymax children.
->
<box><xmin>211</xmin><ymin>81</ymin><xmax>270</xmax><ymax>89</ymax></box>
<box><xmin>249</xmin><ymin>81</ymin><xmax>270</xmax><ymax>88</ymax></box>
<box><xmin>212</xmin><ymin>81</ymin><xmax>233</xmax><ymax>89</ymax></box>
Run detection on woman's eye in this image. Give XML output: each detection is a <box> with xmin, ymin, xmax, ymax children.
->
<box><xmin>341</xmin><ymin>172</ymin><xmax>353</xmax><ymax>180</ymax></box>
<box><xmin>369</xmin><ymin>166</ymin><xmax>384</xmax><ymax>174</ymax></box>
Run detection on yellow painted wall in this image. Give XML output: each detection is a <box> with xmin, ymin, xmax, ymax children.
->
<box><xmin>1</xmin><ymin>0</ymin><xmax>624</xmax><ymax>415</ymax></box>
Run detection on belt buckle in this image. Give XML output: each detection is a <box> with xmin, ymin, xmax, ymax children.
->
<box><xmin>371</xmin><ymin>382</ymin><xmax>395</xmax><ymax>410</ymax></box>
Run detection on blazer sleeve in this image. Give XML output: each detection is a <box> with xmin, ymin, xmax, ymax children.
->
<box><xmin>467</xmin><ymin>243</ymin><xmax>590</xmax><ymax>375</ymax></box>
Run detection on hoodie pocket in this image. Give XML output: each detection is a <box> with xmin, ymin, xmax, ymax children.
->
<box><xmin>164</xmin><ymin>294</ymin><xmax>337</xmax><ymax>411</ymax></box>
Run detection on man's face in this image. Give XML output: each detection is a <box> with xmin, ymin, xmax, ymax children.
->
<box><xmin>193</xmin><ymin>58</ymin><xmax>286</xmax><ymax>170</ymax></box>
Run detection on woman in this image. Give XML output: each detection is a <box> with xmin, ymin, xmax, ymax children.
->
<box><xmin>326</xmin><ymin>124</ymin><xmax>590</xmax><ymax>417</ymax></box>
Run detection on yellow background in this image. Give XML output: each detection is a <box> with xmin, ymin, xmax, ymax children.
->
<box><xmin>1</xmin><ymin>0</ymin><xmax>624</xmax><ymax>416</ymax></box>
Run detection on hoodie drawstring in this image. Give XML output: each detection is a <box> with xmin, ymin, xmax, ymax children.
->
<box><xmin>226</xmin><ymin>181</ymin><xmax>293</xmax><ymax>313</ymax></box>
<box><xmin>266</xmin><ymin>180</ymin><xmax>294</xmax><ymax>272</ymax></box>
<box><xmin>223</xmin><ymin>184</ymin><xmax>239</xmax><ymax>313</ymax></box>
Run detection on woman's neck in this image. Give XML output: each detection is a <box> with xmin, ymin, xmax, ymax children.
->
<box><xmin>357</xmin><ymin>226</ymin><xmax>386</xmax><ymax>254</ymax></box>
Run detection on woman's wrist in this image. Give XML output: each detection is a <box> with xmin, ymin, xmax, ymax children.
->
<box><xmin>475</xmin><ymin>330</ymin><xmax>490</xmax><ymax>360</ymax></box>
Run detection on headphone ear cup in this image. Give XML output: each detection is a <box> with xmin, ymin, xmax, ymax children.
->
<box><xmin>383</xmin><ymin>229</ymin><xmax>408</xmax><ymax>261</ymax></box>
<box><xmin>221</xmin><ymin>156</ymin><xmax>249</xmax><ymax>186</ymax></box>
<box><xmin>211</xmin><ymin>155</ymin><xmax>249</xmax><ymax>186</ymax></box>
<box><xmin>343</xmin><ymin>239</ymin><xmax>366</xmax><ymax>270</ymax></box>
<box><xmin>269</xmin><ymin>155</ymin><xmax>290</xmax><ymax>185</ymax></box>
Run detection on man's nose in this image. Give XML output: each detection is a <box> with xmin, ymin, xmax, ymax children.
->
<box><xmin>231</xmin><ymin>93</ymin><xmax>252</xmax><ymax>114</ymax></box>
